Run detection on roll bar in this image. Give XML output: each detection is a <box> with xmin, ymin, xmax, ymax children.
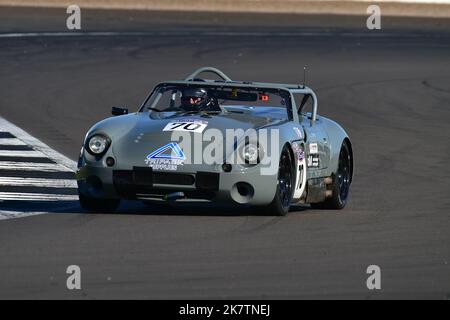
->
<box><xmin>184</xmin><ymin>67</ymin><xmax>232</xmax><ymax>82</ymax></box>
<box><xmin>184</xmin><ymin>67</ymin><xmax>318</xmax><ymax>125</ymax></box>
<box><xmin>290</xmin><ymin>88</ymin><xmax>318</xmax><ymax>125</ymax></box>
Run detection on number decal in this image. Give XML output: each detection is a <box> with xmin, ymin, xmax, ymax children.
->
<box><xmin>163</xmin><ymin>121</ymin><xmax>207</xmax><ymax>133</ymax></box>
<box><xmin>183</xmin><ymin>123</ymin><xmax>201</xmax><ymax>131</ymax></box>
<box><xmin>169</xmin><ymin>122</ymin><xmax>187</xmax><ymax>130</ymax></box>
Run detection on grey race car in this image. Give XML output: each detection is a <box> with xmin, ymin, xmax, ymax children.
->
<box><xmin>76</xmin><ymin>67</ymin><xmax>353</xmax><ymax>215</ymax></box>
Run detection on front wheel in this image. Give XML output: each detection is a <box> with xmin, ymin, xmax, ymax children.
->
<box><xmin>79</xmin><ymin>193</ymin><xmax>120</xmax><ymax>213</ymax></box>
<box><xmin>266</xmin><ymin>145</ymin><xmax>294</xmax><ymax>216</ymax></box>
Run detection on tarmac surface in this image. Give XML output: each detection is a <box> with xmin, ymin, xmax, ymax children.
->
<box><xmin>0</xmin><ymin>7</ymin><xmax>449</xmax><ymax>299</ymax></box>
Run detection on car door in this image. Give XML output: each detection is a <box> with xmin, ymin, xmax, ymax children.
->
<box><xmin>300</xmin><ymin>114</ymin><xmax>330</xmax><ymax>172</ymax></box>
<box><xmin>292</xmin><ymin>91</ymin><xmax>330</xmax><ymax>176</ymax></box>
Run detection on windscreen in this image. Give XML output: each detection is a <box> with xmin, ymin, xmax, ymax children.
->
<box><xmin>142</xmin><ymin>84</ymin><xmax>292</xmax><ymax>119</ymax></box>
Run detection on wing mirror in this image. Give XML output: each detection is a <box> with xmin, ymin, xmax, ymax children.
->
<box><xmin>111</xmin><ymin>106</ymin><xmax>128</xmax><ymax>116</ymax></box>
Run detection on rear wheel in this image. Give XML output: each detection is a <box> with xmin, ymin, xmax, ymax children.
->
<box><xmin>312</xmin><ymin>141</ymin><xmax>352</xmax><ymax>209</ymax></box>
<box><xmin>79</xmin><ymin>193</ymin><xmax>120</xmax><ymax>213</ymax></box>
<box><xmin>266</xmin><ymin>145</ymin><xmax>294</xmax><ymax>216</ymax></box>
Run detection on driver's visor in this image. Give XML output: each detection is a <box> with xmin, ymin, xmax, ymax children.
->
<box><xmin>181</xmin><ymin>96</ymin><xmax>203</xmax><ymax>105</ymax></box>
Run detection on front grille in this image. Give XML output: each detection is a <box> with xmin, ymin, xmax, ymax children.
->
<box><xmin>153</xmin><ymin>172</ymin><xmax>195</xmax><ymax>185</ymax></box>
<box><xmin>113</xmin><ymin>168</ymin><xmax>219</xmax><ymax>198</ymax></box>
<box><xmin>196</xmin><ymin>172</ymin><xmax>220</xmax><ymax>191</ymax></box>
<box><xmin>114</xmin><ymin>168</ymin><xmax>195</xmax><ymax>187</ymax></box>
<box><xmin>133</xmin><ymin>166</ymin><xmax>153</xmax><ymax>185</ymax></box>
<box><xmin>113</xmin><ymin>170</ymin><xmax>135</xmax><ymax>198</ymax></box>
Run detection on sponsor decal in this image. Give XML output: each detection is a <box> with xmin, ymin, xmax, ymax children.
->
<box><xmin>309</xmin><ymin>142</ymin><xmax>318</xmax><ymax>154</ymax></box>
<box><xmin>163</xmin><ymin>120</ymin><xmax>208</xmax><ymax>133</ymax></box>
<box><xmin>292</xmin><ymin>141</ymin><xmax>307</xmax><ymax>199</ymax></box>
<box><xmin>307</xmin><ymin>154</ymin><xmax>320</xmax><ymax>168</ymax></box>
<box><xmin>292</xmin><ymin>142</ymin><xmax>305</xmax><ymax>161</ymax></box>
<box><xmin>145</xmin><ymin>142</ymin><xmax>186</xmax><ymax>171</ymax></box>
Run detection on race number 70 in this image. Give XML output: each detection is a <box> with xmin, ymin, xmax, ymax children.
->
<box><xmin>163</xmin><ymin>121</ymin><xmax>207</xmax><ymax>133</ymax></box>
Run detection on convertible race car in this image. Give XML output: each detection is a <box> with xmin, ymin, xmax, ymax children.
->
<box><xmin>76</xmin><ymin>67</ymin><xmax>353</xmax><ymax>215</ymax></box>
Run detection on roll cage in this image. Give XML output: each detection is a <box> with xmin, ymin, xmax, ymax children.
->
<box><xmin>140</xmin><ymin>67</ymin><xmax>318</xmax><ymax>125</ymax></box>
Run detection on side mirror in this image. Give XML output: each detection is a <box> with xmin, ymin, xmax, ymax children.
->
<box><xmin>111</xmin><ymin>107</ymin><xmax>128</xmax><ymax>116</ymax></box>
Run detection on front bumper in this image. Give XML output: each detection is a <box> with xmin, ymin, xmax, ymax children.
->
<box><xmin>76</xmin><ymin>164</ymin><xmax>277</xmax><ymax>206</ymax></box>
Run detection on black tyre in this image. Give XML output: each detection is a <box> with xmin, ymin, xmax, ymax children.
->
<box><xmin>311</xmin><ymin>141</ymin><xmax>352</xmax><ymax>210</ymax></box>
<box><xmin>79</xmin><ymin>193</ymin><xmax>120</xmax><ymax>213</ymax></box>
<box><xmin>266</xmin><ymin>145</ymin><xmax>294</xmax><ymax>216</ymax></box>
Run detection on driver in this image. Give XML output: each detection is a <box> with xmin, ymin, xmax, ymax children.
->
<box><xmin>180</xmin><ymin>88</ymin><xmax>208</xmax><ymax>111</ymax></box>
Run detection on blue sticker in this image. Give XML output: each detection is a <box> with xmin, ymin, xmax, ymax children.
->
<box><xmin>145</xmin><ymin>143</ymin><xmax>186</xmax><ymax>171</ymax></box>
<box><xmin>146</xmin><ymin>142</ymin><xmax>186</xmax><ymax>160</ymax></box>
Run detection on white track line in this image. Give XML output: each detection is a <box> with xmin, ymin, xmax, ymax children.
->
<box><xmin>0</xmin><ymin>150</ymin><xmax>48</xmax><ymax>157</ymax></box>
<box><xmin>0</xmin><ymin>31</ymin><xmax>446</xmax><ymax>39</ymax></box>
<box><xmin>0</xmin><ymin>138</ymin><xmax>27</xmax><ymax>145</ymax></box>
<box><xmin>0</xmin><ymin>211</ymin><xmax>48</xmax><ymax>220</ymax></box>
<box><xmin>0</xmin><ymin>177</ymin><xmax>77</xmax><ymax>188</ymax></box>
<box><xmin>0</xmin><ymin>161</ymin><xmax>73</xmax><ymax>171</ymax></box>
<box><xmin>0</xmin><ymin>192</ymin><xmax>78</xmax><ymax>201</ymax></box>
<box><xmin>0</xmin><ymin>117</ymin><xmax>77</xmax><ymax>171</ymax></box>
<box><xmin>0</xmin><ymin>116</ymin><xmax>78</xmax><ymax>219</ymax></box>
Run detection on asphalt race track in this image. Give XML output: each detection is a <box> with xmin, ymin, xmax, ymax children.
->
<box><xmin>0</xmin><ymin>8</ymin><xmax>449</xmax><ymax>299</ymax></box>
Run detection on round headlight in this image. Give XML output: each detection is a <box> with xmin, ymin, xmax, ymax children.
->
<box><xmin>241</xmin><ymin>143</ymin><xmax>262</xmax><ymax>165</ymax></box>
<box><xmin>88</xmin><ymin>135</ymin><xmax>109</xmax><ymax>155</ymax></box>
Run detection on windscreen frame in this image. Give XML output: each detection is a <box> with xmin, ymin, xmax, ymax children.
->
<box><xmin>139</xmin><ymin>82</ymin><xmax>295</xmax><ymax>120</ymax></box>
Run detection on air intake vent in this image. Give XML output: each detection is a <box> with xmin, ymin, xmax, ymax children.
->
<box><xmin>196</xmin><ymin>172</ymin><xmax>220</xmax><ymax>191</ymax></box>
<box><xmin>153</xmin><ymin>172</ymin><xmax>195</xmax><ymax>186</ymax></box>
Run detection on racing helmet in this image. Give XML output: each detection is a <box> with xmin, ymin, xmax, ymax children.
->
<box><xmin>180</xmin><ymin>87</ymin><xmax>208</xmax><ymax>110</ymax></box>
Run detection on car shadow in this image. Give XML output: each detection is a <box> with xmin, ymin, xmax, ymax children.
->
<box><xmin>0</xmin><ymin>199</ymin><xmax>311</xmax><ymax>217</ymax></box>
<box><xmin>114</xmin><ymin>201</ymin><xmax>310</xmax><ymax>216</ymax></box>
<box><xmin>103</xmin><ymin>201</ymin><xmax>280</xmax><ymax>217</ymax></box>
<box><xmin>0</xmin><ymin>200</ymin><xmax>82</xmax><ymax>214</ymax></box>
